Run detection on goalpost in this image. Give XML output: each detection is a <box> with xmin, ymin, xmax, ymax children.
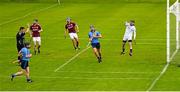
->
<box><xmin>167</xmin><ymin>0</ymin><xmax>180</xmax><ymax>62</ymax></box>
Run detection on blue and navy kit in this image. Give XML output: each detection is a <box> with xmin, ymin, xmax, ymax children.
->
<box><xmin>88</xmin><ymin>31</ymin><xmax>101</xmax><ymax>49</ymax></box>
<box><xmin>20</xmin><ymin>47</ymin><xmax>30</xmax><ymax>69</ymax></box>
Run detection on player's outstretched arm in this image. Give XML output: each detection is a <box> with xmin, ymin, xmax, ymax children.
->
<box><xmin>125</xmin><ymin>21</ymin><xmax>130</xmax><ymax>26</ymax></box>
<box><xmin>26</xmin><ymin>23</ymin><xmax>30</xmax><ymax>33</ymax></box>
<box><xmin>27</xmin><ymin>23</ymin><xmax>32</xmax><ymax>37</ymax></box>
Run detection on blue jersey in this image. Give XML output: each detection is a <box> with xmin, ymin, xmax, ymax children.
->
<box><xmin>88</xmin><ymin>31</ymin><xmax>101</xmax><ymax>43</ymax></box>
<box><xmin>21</xmin><ymin>47</ymin><xmax>30</xmax><ymax>61</ymax></box>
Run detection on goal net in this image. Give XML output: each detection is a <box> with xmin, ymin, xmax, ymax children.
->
<box><xmin>168</xmin><ymin>0</ymin><xmax>180</xmax><ymax>62</ymax></box>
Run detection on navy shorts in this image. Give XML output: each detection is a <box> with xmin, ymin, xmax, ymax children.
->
<box><xmin>123</xmin><ymin>40</ymin><xmax>132</xmax><ymax>43</ymax></box>
<box><xmin>21</xmin><ymin>60</ymin><xmax>29</xmax><ymax>69</ymax></box>
<box><xmin>91</xmin><ymin>43</ymin><xmax>100</xmax><ymax>49</ymax></box>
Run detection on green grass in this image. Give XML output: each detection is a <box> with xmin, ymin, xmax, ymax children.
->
<box><xmin>0</xmin><ymin>0</ymin><xmax>167</xmax><ymax>3</ymax></box>
<box><xmin>0</xmin><ymin>0</ymin><xmax>179</xmax><ymax>91</ymax></box>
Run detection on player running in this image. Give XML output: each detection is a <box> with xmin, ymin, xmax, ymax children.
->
<box><xmin>88</xmin><ymin>25</ymin><xmax>102</xmax><ymax>63</ymax></box>
<box><xmin>64</xmin><ymin>17</ymin><xmax>80</xmax><ymax>50</ymax></box>
<box><xmin>11</xmin><ymin>42</ymin><xmax>33</xmax><ymax>83</ymax></box>
<box><xmin>13</xmin><ymin>27</ymin><xmax>28</xmax><ymax>64</ymax></box>
<box><xmin>121</xmin><ymin>20</ymin><xmax>136</xmax><ymax>56</ymax></box>
<box><xmin>28</xmin><ymin>19</ymin><xmax>43</xmax><ymax>55</ymax></box>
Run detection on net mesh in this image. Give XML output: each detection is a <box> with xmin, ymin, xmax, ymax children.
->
<box><xmin>169</xmin><ymin>0</ymin><xmax>180</xmax><ymax>64</ymax></box>
<box><xmin>170</xmin><ymin>13</ymin><xmax>176</xmax><ymax>56</ymax></box>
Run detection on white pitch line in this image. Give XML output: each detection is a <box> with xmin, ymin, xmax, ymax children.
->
<box><xmin>0</xmin><ymin>4</ymin><xmax>58</xmax><ymax>26</ymax></box>
<box><xmin>0</xmin><ymin>36</ymin><xmax>166</xmax><ymax>41</ymax></box>
<box><xmin>0</xmin><ymin>37</ymin><xmax>167</xmax><ymax>45</ymax></box>
<box><xmin>1</xmin><ymin>76</ymin><xmax>151</xmax><ymax>80</ymax></box>
<box><xmin>54</xmin><ymin>46</ymin><xmax>91</xmax><ymax>72</ymax></box>
<box><xmin>146</xmin><ymin>49</ymin><xmax>179</xmax><ymax>91</ymax></box>
<box><xmin>35</xmin><ymin>77</ymin><xmax>152</xmax><ymax>80</ymax></box>
<box><xmin>56</xmin><ymin>71</ymin><xmax>159</xmax><ymax>74</ymax></box>
<box><xmin>0</xmin><ymin>37</ymin><xmax>166</xmax><ymax>44</ymax></box>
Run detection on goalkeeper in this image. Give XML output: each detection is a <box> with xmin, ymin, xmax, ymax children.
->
<box><xmin>121</xmin><ymin>20</ymin><xmax>136</xmax><ymax>56</ymax></box>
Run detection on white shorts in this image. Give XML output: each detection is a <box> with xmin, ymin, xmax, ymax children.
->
<box><xmin>123</xmin><ymin>36</ymin><xmax>132</xmax><ymax>41</ymax></box>
<box><xmin>69</xmin><ymin>33</ymin><xmax>78</xmax><ymax>40</ymax></box>
<box><xmin>33</xmin><ymin>37</ymin><xmax>41</xmax><ymax>45</ymax></box>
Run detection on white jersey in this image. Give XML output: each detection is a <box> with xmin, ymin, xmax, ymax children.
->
<box><xmin>123</xmin><ymin>22</ymin><xmax>136</xmax><ymax>41</ymax></box>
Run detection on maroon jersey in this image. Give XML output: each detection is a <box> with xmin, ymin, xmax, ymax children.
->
<box><xmin>65</xmin><ymin>22</ymin><xmax>76</xmax><ymax>33</ymax></box>
<box><xmin>30</xmin><ymin>23</ymin><xmax>41</xmax><ymax>37</ymax></box>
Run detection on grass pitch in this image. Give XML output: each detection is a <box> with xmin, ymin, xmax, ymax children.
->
<box><xmin>0</xmin><ymin>0</ymin><xmax>180</xmax><ymax>91</ymax></box>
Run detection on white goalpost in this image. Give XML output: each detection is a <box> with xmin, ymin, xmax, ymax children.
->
<box><xmin>167</xmin><ymin>0</ymin><xmax>170</xmax><ymax>63</ymax></box>
<box><xmin>167</xmin><ymin>0</ymin><xmax>180</xmax><ymax>62</ymax></box>
<box><xmin>146</xmin><ymin>1</ymin><xmax>180</xmax><ymax>91</ymax></box>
